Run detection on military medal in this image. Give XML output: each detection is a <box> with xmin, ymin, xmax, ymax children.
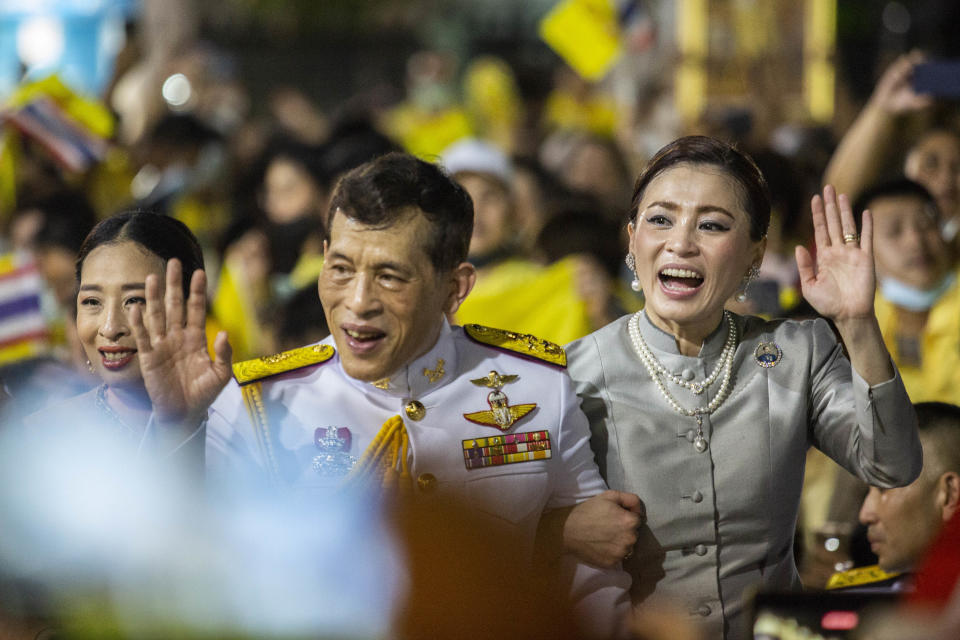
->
<box><xmin>462</xmin><ymin>431</ymin><xmax>552</xmax><ymax>470</ymax></box>
<box><xmin>754</xmin><ymin>342</ymin><xmax>782</xmax><ymax>368</ymax></box>
<box><xmin>312</xmin><ymin>426</ymin><xmax>358</xmax><ymax>476</ymax></box>
<box><xmin>463</xmin><ymin>370</ymin><xmax>537</xmax><ymax>431</ymax></box>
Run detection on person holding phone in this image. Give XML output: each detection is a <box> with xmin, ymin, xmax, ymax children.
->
<box><xmin>824</xmin><ymin>51</ymin><xmax>960</xmax><ymax>243</ymax></box>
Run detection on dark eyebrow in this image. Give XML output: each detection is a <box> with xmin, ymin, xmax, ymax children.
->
<box><xmin>78</xmin><ymin>283</ymin><xmax>146</xmax><ymax>291</ymax></box>
<box><xmin>326</xmin><ymin>252</ymin><xmax>412</xmax><ymax>275</ymax></box>
<box><xmin>646</xmin><ymin>201</ymin><xmax>736</xmax><ymax>219</ymax></box>
<box><xmin>373</xmin><ymin>261</ymin><xmax>412</xmax><ymax>274</ymax></box>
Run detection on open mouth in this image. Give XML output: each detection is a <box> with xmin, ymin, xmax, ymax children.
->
<box><xmin>658</xmin><ymin>267</ymin><xmax>704</xmax><ymax>293</ymax></box>
<box><xmin>342</xmin><ymin>325</ymin><xmax>387</xmax><ymax>354</ymax></box>
<box><xmin>99</xmin><ymin>348</ymin><xmax>136</xmax><ymax>370</ymax></box>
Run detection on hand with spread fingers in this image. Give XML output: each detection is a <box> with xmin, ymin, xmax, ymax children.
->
<box><xmin>796</xmin><ymin>184</ymin><xmax>895</xmax><ymax>385</ymax></box>
<box><xmin>130</xmin><ymin>258</ymin><xmax>233</xmax><ymax>430</ymax></box>
<box><xmin>796</xmin><ymin>185</ymin><xmax>876</xmax><ymax>323</ymax></box>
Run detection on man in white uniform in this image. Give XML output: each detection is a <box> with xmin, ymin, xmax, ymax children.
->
<box><xmin>198</xmin><ymin>153</ymin><xmax>633</xmax><ymax>637</ymax></box>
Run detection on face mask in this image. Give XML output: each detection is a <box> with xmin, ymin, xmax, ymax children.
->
<box><xmin>880</xmin><ymin>272</ymin><xmax>956</xmax><ymax>311</ymax></box>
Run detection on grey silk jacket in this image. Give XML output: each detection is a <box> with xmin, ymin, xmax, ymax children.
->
<box><xmin>566</xmin><ymin>312</ymin><xmax>922</xmax><ymax>640</ymax></box>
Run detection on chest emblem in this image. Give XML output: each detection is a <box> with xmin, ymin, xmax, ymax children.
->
<box><xmin>423</xmin><ymin>358</ymin><xmax>445</xmax><ymax>383</ymax></box>
<box><xmin>463</xmin><ymin>370</ymin><xmax>537</xmax><ymax>431</ymax></box>
<box><xmin>754</xmin><ymin>342</ymin><xmax>783</xmax><ymax>368</ymax></box>
<box><xmin>312</xmin><ymin>426</ymin><xmax>358</xmax><ymax>476</ymax></box>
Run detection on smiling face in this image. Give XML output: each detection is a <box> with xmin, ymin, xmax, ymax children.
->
<box><xmin>319</xmin><ymin>208</ymin><xmax>459</xmax><ymax>382</ymax></box>
<box><xmin>870</xmin><ymin>193</ymin><xmax>952</xmax><ymax>290</ymax></box>
<box><xmin>629</xmin><ymin>163</ymin><xmax>764</xmax><ymax>341</ymax></box>
<box><xmin>76</xmin><ymin>241</ymin><xmax>166</xmax><ymax>390</ymax></box>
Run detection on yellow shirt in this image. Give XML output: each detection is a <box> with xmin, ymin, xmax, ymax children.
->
<box><xmin>455</xmin><ymin>257</ymin><xmax>593</xmax><ymax>346</ymax></box>
<box><xmin>875</xmin><ymin>271</ymin><xmax>960</xmax><ymax>404</ymax></box>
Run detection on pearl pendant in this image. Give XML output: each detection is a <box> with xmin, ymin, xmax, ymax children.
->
<box><xmin>694</xmin><ymin>435</ymin><xmax>708</xmax><ymax>453</ymax></box>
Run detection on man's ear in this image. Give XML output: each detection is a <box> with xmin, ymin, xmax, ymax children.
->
<box><xmin>444</xmin><ymin>262</ymin><xmax>477</xmax><ymax>316</ymax></box>
<box><xmin>939</xmin><ymin>471</ymin><xmax>960</xmax><ymax>522</ymax></box>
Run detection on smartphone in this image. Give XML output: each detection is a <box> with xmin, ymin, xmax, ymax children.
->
<box><xmin>912</xmin><ymin>60</ymin><xmax>960</xmax><ymax>98</ymax></box>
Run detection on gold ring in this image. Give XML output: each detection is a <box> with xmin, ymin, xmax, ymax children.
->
<box><xmin>843</xmin><ymin>233</ymin><xmax>859</xmax><ymax>244</ymax></box>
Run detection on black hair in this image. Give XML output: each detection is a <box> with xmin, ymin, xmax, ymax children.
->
<box><xmin>326</xmin><ymin>152</ymin><xmax>474</xmax><ymax>274</ymax></box>
<box><xmin>628</xmin><ymin>135</ymin><xmax>771</xmax><ymax>242</ymax></box>
<box><xmin>75</xmin><ymin>210</ymin><xmax>204</xmax><ymax>296</ymax></box>
<box><xmin>320</xmin><ymin>116</ymin><xmax>402</xmax><ymax>191</ymax></box>
<box><xmin>852</xmin><ymin>178</ymin><xmax>938</xmax><ymax>232</ymax></box>
<box><xmin>914</xmin><ymin>402</ymin><xmax>960</xmax><ymax>478</ymax></box>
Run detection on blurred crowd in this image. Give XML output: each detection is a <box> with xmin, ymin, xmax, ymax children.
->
<box><xmin>1</xmin><ymin>2</ymin><xmax>960</xmax><ymax>639</ymax></box>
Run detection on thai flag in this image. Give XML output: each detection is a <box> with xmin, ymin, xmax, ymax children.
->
<box><xmin>0</xmin><ymin>253</ymin><xmax>50</xmax><ymax>365</ymax></box>
<box><xmin>2</xmin><ymin>97</ymin><xmax>108</xmax><ymax>173</ymax></box>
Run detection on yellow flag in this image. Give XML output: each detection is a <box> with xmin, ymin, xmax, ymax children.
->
<box><xmin>539</xmin><ymin>0</ymin><xmax>623</xmax><ymax>81</ymax></box>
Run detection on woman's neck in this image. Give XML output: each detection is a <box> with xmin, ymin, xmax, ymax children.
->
<box><xmin>104</xmin><ymin>384</ymin><xmax>153</xmax><ymax>430</ymax></box>
<box><xmin>646</xmin><ymin>309</ymin><xmax>724</xmax><ymax>357</ymax></box>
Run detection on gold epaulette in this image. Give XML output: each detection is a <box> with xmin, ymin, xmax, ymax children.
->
<box><xmin>463</xmin><ymin>324</ymin><xmax>566</xmax><ymax>367</ymax></box>
<box><xmin>826</xmin><ymin>564</ymin><xmax>901</xmax><ymax>590</ymax></box>
<box><xmin>232</xmin><ymin>344</ymin><xmax>335</xmax><ymax>385</ymax></box>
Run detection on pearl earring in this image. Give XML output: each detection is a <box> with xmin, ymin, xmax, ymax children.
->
<box><xmin>85</xmin><ymin>359</ymin><xmax>94</xmax><ymax>373</ymax></box>
<box><xmin>625</xmin><ymin>253</ymin><xmax>641</xmax><ymax>292</ymax></box>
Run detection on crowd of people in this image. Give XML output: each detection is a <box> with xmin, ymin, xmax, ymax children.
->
<box><xmin>0</xmin><ymin>11</ymin><xmax>959</xmax><ymax>640</ymax></box>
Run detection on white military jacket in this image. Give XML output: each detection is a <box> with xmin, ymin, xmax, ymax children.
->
<box><xmin>207</xmin><ymin>320</ymin><xmax>631</xmax><ymax>637</ymax></box>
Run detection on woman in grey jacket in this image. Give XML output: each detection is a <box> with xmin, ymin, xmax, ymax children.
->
<box><xmin>566</xmin><ymin>136</ymin><xmax>922</xmax><ymax>639</ymax></box>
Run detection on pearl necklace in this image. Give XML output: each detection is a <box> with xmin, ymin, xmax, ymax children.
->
<box><xmin>628</xmin><ymin>311</ymin><xmax>738</xmax><ymax>452</ymax></box>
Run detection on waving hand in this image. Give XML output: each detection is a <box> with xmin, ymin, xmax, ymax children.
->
<box><xmin>130</xmin><ymin>259</ymin><xmax>233</xmax><ymax>430</ymax></box>
<box><xmin>796</xmin><ymin>185</ymin><xmax>876</xmax><ymax>323</ymax></box>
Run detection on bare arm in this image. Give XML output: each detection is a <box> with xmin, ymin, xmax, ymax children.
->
<box><xmin>823</xmin><ymin>51</ymin><xmax>932</xmax><ymax>195</ymax></box>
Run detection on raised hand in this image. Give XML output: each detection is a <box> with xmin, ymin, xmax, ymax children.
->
<box><xmin>130</xmin><ymin>259</ymin><xmax>232</xmax><ymax>430</ymax></box>
<box><xmin>870</xmin><ymin>50</ymin><xmax>934</xmax><ymax>114</ymax></box>
<box><xmin>796</xmin><ymin>185</ymin><xmax>876</xmax><ymax>323</ymax></box>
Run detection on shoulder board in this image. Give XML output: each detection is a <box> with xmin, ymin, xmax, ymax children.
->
<box><xmin>232</xmin><ymin>344</ymin><xmax>335</xmax><ymax>385</ymax></box>
<box><xmin>463</xmin><ymin>324</ymin><xmax>566</xmax><ymax>367</ymax></box>
<box><xmin>826</xmin><ymin>564</ymin><xmax>901</xmax><ymax>590</ymax></box>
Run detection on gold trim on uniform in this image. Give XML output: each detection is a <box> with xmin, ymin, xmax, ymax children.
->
<box><xmin>233</xmin><ymin>344</ymin><xmax>336</xmax><ymax>385</ymax></box>
<box><xmin>463</xmin><ymin>324</ymin><xmax>567</xmax><ymax>367</ymax></box>
<box><xmin>470</xmin><ymin>370</ymin><xmax>519</xmax><ymax>388</ymax></box>
<box><xmin>826</xmin><ymin>564</ymin><xmax>901</xmax><ymax>590</ymax></box>
<box><xmin>372</xmin><ymin>378</ymin><xmax>390</xmax><ymax>390</ymax></box>
<box><xmin>423</xmin><ymin>358</ymin><xmax>445</xmax><ymax>383</ymax></box>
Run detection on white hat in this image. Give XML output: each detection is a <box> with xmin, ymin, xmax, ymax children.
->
<box><xmin>441</xmin><ymin>138</ymin><xmax>513</xmax><ymax>186</ymax></box>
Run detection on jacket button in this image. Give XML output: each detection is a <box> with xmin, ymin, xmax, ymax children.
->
<box><xmin>692</xmin><ymin>490</ymin><xmax>703</xmax><ymax>503</ymax></box>
<box><xmin>695</xmin><ymin>544</ymin><xmax>707</xmax><ymax>556</ymax></box>
<box><xmin>685</xmin><ymin>429</ymin><xmax>696</xmax><ymax>442</ymax></box>
<box><xmin>697</xmin><ymin>604</ymin><xmax>711</xmax><ymax>616</ymax></box>
<box><xmin>681</xmin><ymin>368</ymin><xmax>695</xmax><ymax>381</ymax></box>
<box><xmin>405</xmin><ymin>401</ymin><xmax>426</xmax><ymax>421</ymax></box>
<box><xmin>417</xmin><ymin>473</ymin><xmax>437</xmax><ymax>492</ymax></box>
